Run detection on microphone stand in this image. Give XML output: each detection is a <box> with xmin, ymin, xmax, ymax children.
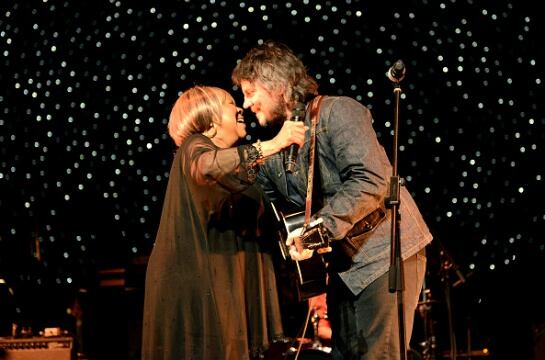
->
<box><xmin>417</xmin><ymin>276</ymin><xmax>438</xmax><ymax>360</ymax></box>
<box><xmin>438</xmin><ymin>243</ymin><xmax>466</xmax><ymax>360</ymax></box>
<box><xmin>385</xmin><ymin>60</ymin><xmax>407</xmax><ymax>360</ymax></box>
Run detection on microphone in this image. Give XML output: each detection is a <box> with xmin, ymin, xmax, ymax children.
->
<box><xmin>386</xmin><ymin>59</ymin><xmax>406</xmax><ymax>83</ymax></box>
<box><xmin>284</xmin><ymin>102</ymin><xmax>306</xmax><ymax>173</ymax></box>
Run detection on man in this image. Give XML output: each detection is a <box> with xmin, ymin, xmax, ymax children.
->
<box><xmin>232</xmin><ymin>40</ymin><xmax>433</xmax><ymax>359</ymax></box>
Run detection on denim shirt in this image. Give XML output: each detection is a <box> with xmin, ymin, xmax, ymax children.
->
<box><xmin>257</xmin><ymin>96</ymin><xmax>433</xmax><ymax>295</ymax></box>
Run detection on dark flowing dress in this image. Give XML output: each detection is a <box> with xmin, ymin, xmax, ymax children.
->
<box><xmin>141</xmin><ymin>134</ymin><xmax>284</xmax><ymax>360</ymax></box>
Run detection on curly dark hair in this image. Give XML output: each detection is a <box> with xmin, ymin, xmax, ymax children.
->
<box><xmin>232</xmin><ymin>40</ymin><xmax>318</xmax><ymax>107</ymax></box>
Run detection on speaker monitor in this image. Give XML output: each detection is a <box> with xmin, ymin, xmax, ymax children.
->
<box><xmin>0</xmin><ymin>336</ymin><xmax>73</xmax><ymax>360</ymax></box>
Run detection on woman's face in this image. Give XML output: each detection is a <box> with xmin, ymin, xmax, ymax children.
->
<box><xmin>212</xmin><ymin>89</ymin><xmax>246</xmax><ymax>148</ymax></box>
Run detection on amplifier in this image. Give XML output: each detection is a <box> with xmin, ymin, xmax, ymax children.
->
<box><xmin>0</xmin><ymin>336</ymin><xmax>73</xmax><ymax>360</ymax></box>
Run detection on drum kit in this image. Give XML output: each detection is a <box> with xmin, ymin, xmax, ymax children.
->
<box><xmin>410</xmin><ymin>243</ymin><xmax>490</xmax><ymax>360</ymax></box>
<box><xmin>263</xmin><ymin>301</ymin><xmax>332</xmax><ymax>360</ymax></box>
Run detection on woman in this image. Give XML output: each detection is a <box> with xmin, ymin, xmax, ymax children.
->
<box><xmin>141</xmin><ymin>86</ymin><xmax>306</xmax><ymax>359</ymax></box>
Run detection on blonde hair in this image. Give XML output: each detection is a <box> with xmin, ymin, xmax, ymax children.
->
<box><xmin>168</xmin><ymin>86</ymin><xmax>225</xmax><ymax>146</ymax></box>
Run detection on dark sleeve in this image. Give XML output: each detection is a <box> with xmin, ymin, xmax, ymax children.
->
<box><xmin>183</xmin><ymin>135</ymin><xmax>261</xmax><ymax>193</ymax></box>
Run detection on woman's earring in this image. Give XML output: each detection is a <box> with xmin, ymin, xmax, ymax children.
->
<box><xmin>204</xmin><ymin>124</ymin><xmax>217</xmax><ymax>138</ymax></box>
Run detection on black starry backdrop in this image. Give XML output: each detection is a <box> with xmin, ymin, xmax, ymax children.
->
<box><xmin>0</xmin><ymin>0</ymin><xmax>543</xmax><ymax>359</ymax></box>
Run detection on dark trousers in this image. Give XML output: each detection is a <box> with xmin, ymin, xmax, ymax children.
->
<box><xmin>328</xmin><ymin>249</ymin><xmax>427</xmax><ymax>360</ymax></box>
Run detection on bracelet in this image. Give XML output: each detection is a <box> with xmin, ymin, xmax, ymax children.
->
<box><xmin>253</xmin><ymin>139</ymin><xmax>263</xmax><ymax>160</ymax></box>
<box><xmin>242</xmin><ymin>143</ymin><xmax>261</xmax><ymax>182</ymax></box>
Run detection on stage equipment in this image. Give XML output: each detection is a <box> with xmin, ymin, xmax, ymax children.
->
<box><xmin>0</xmin><ymin>336</ymin><xmax>73</xmax><ymax>360</ymax></box>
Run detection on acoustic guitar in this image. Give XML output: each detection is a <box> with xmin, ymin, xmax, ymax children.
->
<box><xmin>271</xmin><ymin>203</ymin><xmax>330</xmax><ymax>301</ymax></box>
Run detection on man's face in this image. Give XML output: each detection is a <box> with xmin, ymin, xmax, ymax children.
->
<box><xmin>239</xmin><ymin>80</ymin><xmax>288</xmax><ymax>127</ymax></box>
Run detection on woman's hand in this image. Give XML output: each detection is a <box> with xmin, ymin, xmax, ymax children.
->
<box><xmin>259</xmin><ymin>120</ymin><xmax>307</xmax><ymax>158</ymax></box>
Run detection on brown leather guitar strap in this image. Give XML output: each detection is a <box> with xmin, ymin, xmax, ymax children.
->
<box><xmin>302</xmin><ymin>95</ymin><xmax>324</xmax><ymax>232</ymax></box>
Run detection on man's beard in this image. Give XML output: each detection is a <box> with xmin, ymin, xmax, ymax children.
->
<box><xmin>267</xmin><ymin>97</ymin><xmax>290</xmax><ymax>127</ymax></box>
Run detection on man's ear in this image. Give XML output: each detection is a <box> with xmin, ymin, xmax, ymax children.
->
<box><xmin>279</xmin><ymin>85</ymin><xmax>291</xmax><ymax>104</ymax></box>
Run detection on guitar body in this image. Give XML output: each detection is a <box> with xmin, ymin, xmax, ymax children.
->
<box><xmin>271</xmin><ymin>205</ymin><xmax>329</xmax><ymax>301</ymax></box>
<box><xmin>294</xmin><ymin>252</ymin><xmax>328</xmax><ymax>301</ymax></box>
<box><xmin>270</xmin><ymin>203</ymin><xmax>387</xmax><ymax>299</ymax></box>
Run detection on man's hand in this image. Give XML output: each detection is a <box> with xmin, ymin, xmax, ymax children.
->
<box><xmin>285</xmin><ymin>217</ymin><xmax>325</xmax><ymax>261</ymax></box>
<box><xmin>288</xmin><ymin>244</ymin><xmax>314</xmax><ymax>261</ymax></box>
